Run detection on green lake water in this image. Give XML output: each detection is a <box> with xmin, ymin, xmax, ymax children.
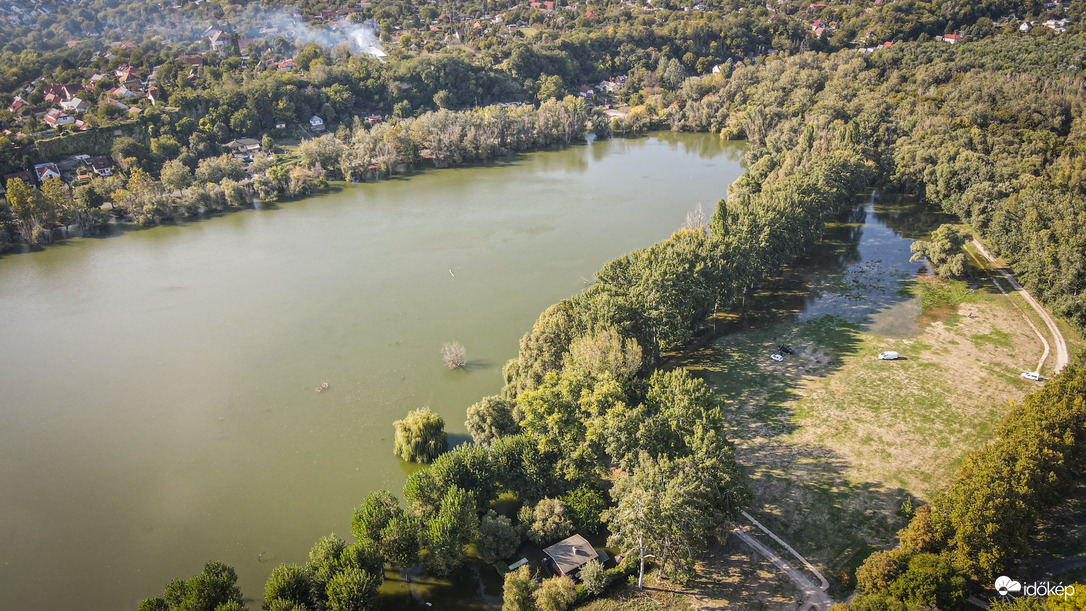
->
<box><xmin>0</xmin><ymin>133</ymin><xmax>745</xmax><ymax>610</ymax></box>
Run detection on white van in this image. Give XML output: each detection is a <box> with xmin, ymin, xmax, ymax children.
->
<box><xmin>878</xmin><ymin>351</ymin><xmax>899</xmax><ymax>360</ymax></box>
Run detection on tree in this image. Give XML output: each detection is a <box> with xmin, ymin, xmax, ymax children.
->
<box><xmin>565</xmin><ymin>330</ymin><xmax>641</xmax><ymax>383</ymax></box>
<box><xmin>298</xmin><ymin>134</ymin><xmax>347</xmax><ymax>177</ymax></box>
<box><xmin>112</xmin><ymin>137</ymin><xmax>147</xmax><ymax>161</ymax></box>
<box><xmin>39</xmin><ymin>176</ymin><xmax>71</xmax><ymax>226</ymax></box>
<box><xmin>421</xmin><ymin>486</ymin><xmax>478</xmax><ymax>576</ymax></box>
<box><xmin>393</xmin><ymin>407</ymin><xmax>447</xmax><ymax>463</ymax></box>
<box><xmin>533</xmin><ymin>576</ymin><xmax>576</xmax><ymax>611</ymax></box>
<box><xmin>194</xmin><ymin>155</ymin><xmax>245</xmax><ymax>185</ymax></box>
<box><xmin>466</xmin><ymin>395</ymin><xmax>519</xmax><ymax>445</ymax></box>
<box><xmin>6</xmin><ymin>177</ymin><xmax>50</xmax><ymax>245</ymax></box>
<box><xmin>351</xmin><ymin>490</ymin><xmax>419</xmax><ymax>567</ymax></box>
<box><xmin>477</xmin><ymin>510</ymin><xmax>522</xmax><ymax>564</ymax></box>
<box><xmin>140</xmin><ymin>560</ymin><xmax>244</xmax><ymax>611</ymax></box>
<box><xmin>537</xmin><ymin>75</ymin><xmax>564</xmax><ymax>102</ymax></box>
<box><xmin>352</xmin><ymin>490</ymin><xmax>400</xmax><ymax>543</ymax></box>
<box><xmin>502</xmin><ymin>566</ymin><xmax>539</xmax><ymax>611</ymax></box>
<box><xmin>230</xmin><ymin>108</ymin><xmax>257</xmax><ymax>134</ymax></box>
<box><xmin>160</xmin><ymin>158</ymin><xmax>193</xmax><ymax>192</ymax></box>
<box><xmin>856</xmin><ymin>550</ymin><xmax>903</xmax><ymax>593</ymax></box>
<box><xmin>442</xmin><ymin>341</ymin><xmax>467</xmax><ymax>369</ymax></box>
<box><xmin>561</xmin><ymin>485</ymin><xmax>607</xmax><ymax>533</ymax></box>
<box><xmin>578</xmin><ymin>559</ymin><xmax>607</xmax><ymax>596</ymax></box>
<box><xmin>606</xmin><ymin>452</ymin><xmax>733</xmax><ymax>587</ymax></box>
<box><xmin>379</xmin><ymin>513</ymin><xmax>421</xmax><ymax>568</ymax></box>
<box><xmin>325</xmin><ymin>567</ymin><xmax>380</xmax><ymax>611</ymax></box>
<box><xmin>263</xmin><ymin>564</ymin><xmax>313</xmax><ymax>610</ymax></box>
<box><xmin>886</xmin><ymin>553</ymin><xmax>968</xmax><ymax>610</ymax></box>
<box><xmin>428</xmin><ymin>443</ymin><xmax>498</xmax><ymax>512</ymax></box>
<box><xmin>910</xmin><ymin>224</ymin><xmax>968</xmax><ymax>279</ymax></box>
<box><xmin>150</xmin><ymin>136</ymin><xmax>182</xmax><ymax>160</ymax></box>
<box><xmin>298</xmin><ymin>534</ymin><xmax>384</xmax><ymax>611</ymax></box>
<box><xmin>520</xmin><ymin>498</ymin><xmax>574</xmax><ymax>546</ymax></box>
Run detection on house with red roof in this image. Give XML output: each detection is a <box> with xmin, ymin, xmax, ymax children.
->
<box><xmin>42</xmin><ymin>109</ymin><xmax>74</xmax><ymax>128</ymax></box>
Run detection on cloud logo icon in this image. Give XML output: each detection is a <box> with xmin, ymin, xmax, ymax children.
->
<box><xmin>995</xmin><ymin>576</ymin><xmax>1022</xmax><ymax>596</ymax></box>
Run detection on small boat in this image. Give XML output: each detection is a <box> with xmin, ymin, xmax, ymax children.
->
<box><xmin>316</xmin><ymin>382</ymin><xmax>329</xmax><ymax>393</ymax></box>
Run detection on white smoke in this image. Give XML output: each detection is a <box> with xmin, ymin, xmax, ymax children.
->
<box><xmin>246</xmin><ymin>9</ymin><xmax>386</xmax><ymax>62</ymax></box>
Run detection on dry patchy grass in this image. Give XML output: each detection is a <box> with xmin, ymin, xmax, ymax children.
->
<box><xmin>674</xmin><ymin>277</ymin><xmax>1045</xmax><ymax>592</ymax></box>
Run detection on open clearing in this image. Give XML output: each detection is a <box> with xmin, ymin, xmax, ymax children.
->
<box><xmin>672</xmin><ymin>265</ymin><xmax>1083</xmax><ymax>605</ymax></box>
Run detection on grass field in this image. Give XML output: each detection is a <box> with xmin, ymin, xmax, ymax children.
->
<box><xmin>669</xmin><ymin>271</ymin><xmax>1062</xmax><ymax>598</ymax></box>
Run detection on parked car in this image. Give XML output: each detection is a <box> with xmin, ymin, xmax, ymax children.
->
<box><xmin>771</xmin><ymin>353</ymin><xmax>784</xmax><ymax>362</ymax></box>
<box><xmin>878</xmin><ymin>351</ymin><xmax>899</xmax><ymax>360</ymax></box>
<box><xmin>1021</xmin><ymin>371</ymin><xmax>1041</xmax><ymax>381</ymax></box>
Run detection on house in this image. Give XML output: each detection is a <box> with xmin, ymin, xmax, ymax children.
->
<box><xmin>4</xmin><ymin>170</ymin><xmax>36</xmax><ymax>187</ymax></box>
<box><xmin>310</xmin><ymin>115</ymin><xmax>325</xmax><ymax>130</ymax></box>
<box><xmin>33</xmin><ymin>162</ymin><xmax>61</xmax><ymax>183</ymax></box>
<box><xmin>88</xmin><ymin>156</ymin><xmax>113</xmax><ymax>176</ymax></box>
<box><xmin>277</xmin><ymin>58</ymin><xmax>296</xmax><ymax>71</ymax></box>
<box><xmin>1044</xmin><ymin>18</ymin><xmax>1070</xmax><ymax>32</ymax></box>
<box><xmin>578</xmin><ymin>85</ymin><xmax>594</xmax><ymax>98</ymax></box>
<box><xmin>107</xmin><ymin>86</ymin><xmax>138</xmax><ymax>100</ymax></box>
<box><xmin>182</xmin><ymin>54</ymin><xmax>204</xmax><ymax>67</ymax></box>
<box><xmin>542</xmin><ymin>535</ymin><xmax>599</xmax><ymax>577</ymax></box>
<box><xmin>208</xmin><ymin>29</ymin><xmax>230</xmax><ymax>48</ymax></box>
<box><xmin>118</xmin><ymin>73</ymin><xmax>143</xmax><ymax>91</ymax></box>
<box><xmin>42</xmin><ymin>109</ymin><xmax>74</xmax><ymax>128</ymax></box>
<box><xmin>365</xmin><ymin>113</ymin><xmax>383</xmax><ymax>125</ymax></box>
<box><xmin>941</xmin><ymin>33</ymin><xmax>965</xmax><ymax>43</ymax></box>
<box><xmin>101</xmin><ymin>97</ymin><xmax>130</xmax><ymax>111</ymax></box>
<box><xmin>147</xmin><ymin>87</ymin><xmax>159</xmax><ymax>106</ymax></box>
<box><xmin>1020</xmin><ymin>21</ymin><xmax>1034</xmax><ymax>32</ymax></box>
<box><xmin>8</xmin><ymin>96</ymin><xmax>28</xmax><ymax>114</ymax></box>
<box><xmin>224</xmin><ymin>138</ymin><xmax>262</xmax><ymax>156</ymax></box>
<box><xmin>60</xmin><ymin>97</ymin><xmax>89</xmax><ymax>113</ymax></box>
<box><xmin>807</xmin><ymin>2</ymin><xmax>826</xmax><ymax>11</ymax></box>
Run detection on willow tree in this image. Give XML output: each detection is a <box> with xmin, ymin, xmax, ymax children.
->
<box><xmin>393</xmin><ymin>407</ymin><xmax>447</xmax><ymax>463</ymax></box>
<box><xmin>910</xmin><ymin>224</ymin><xmax>969</xmax><ymax>279</ymax></box>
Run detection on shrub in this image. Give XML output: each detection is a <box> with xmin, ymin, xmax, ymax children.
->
<box><xmin>578</xmin><ymin>559</ymin><xmax>606</xmax><ymax>596</ymax></box>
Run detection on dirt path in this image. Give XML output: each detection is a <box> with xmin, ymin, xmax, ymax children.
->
<box><xmin>971</xmin><ymin>239</ymin><xmax>1069</xmax><ymax>375</ymax></box>
<box><xmin>1031</xmin><ymin>555</ymin><xmax>1086</xmax><ymax>581</ymax></box>
<box><xmin>731</xmin><ymin>512</ymin><xmax>834</xmax><ymax>611</ymax></box>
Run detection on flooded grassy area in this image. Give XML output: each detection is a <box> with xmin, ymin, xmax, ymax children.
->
<box><xmin>668</xmin><ymin>193</ymin><xmax>1056</xmax><ymax>602</ymax></box>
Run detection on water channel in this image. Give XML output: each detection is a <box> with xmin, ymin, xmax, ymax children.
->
<box><xmin>0</xmin><ymin>133</ymin><xmax>745</xmax><ymax>610</ymax></box>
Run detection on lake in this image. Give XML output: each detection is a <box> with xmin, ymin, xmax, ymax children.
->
<box><xmin>0</xmin><ymin>133</ymin><xmax>745</xmax><ymax>610</ymax></box>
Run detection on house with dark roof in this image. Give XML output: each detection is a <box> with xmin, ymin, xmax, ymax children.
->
<box><xmin>4</xmin><ymin>170</ymin><xmax>35</xmax><ymax>187</ymax></box>
<box><xmin>87</xmin><ymin>156</ymin><xmax>113</xmax><ymax>176</ymax></box>
<box><xmin>542</xmin><ymin>534</ymin><xmax>599</xmax><ymax>578</ymax></box>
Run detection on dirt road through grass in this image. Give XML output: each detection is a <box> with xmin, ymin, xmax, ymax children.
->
<box><xmin>971</xmin><ymin>238</ymin><xmax>1069</xmax><ymax>374</ymax></box>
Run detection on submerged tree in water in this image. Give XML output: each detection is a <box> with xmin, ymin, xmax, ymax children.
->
<box><xmin>442</xmin><ymin>341</ymin><xmax>467</xmax><ymax>369</ymax></box>
<box><xmin>910</xmin><ymin>224</ymin><xmax>969</xmax><ymax>279</ymax></box>
<box><xmin>393</xmin><ymin>407</ymin><xmax>447</xmax><ymax>463</ymax></box>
